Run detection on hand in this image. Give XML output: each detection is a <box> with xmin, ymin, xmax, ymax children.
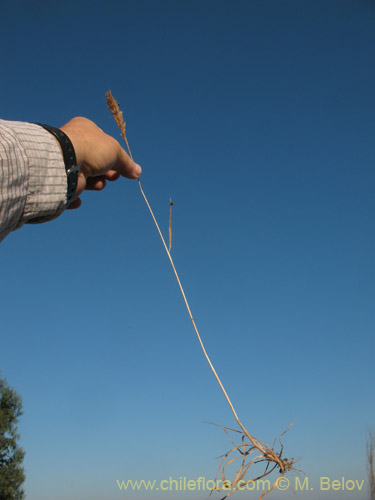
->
<box><xmin>60</xmin><ymin>117</ymin><xmax>142</xmax><ymax>209</ymax></box>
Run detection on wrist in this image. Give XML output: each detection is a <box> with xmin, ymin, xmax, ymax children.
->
<box><xmin>36</xmin><ymin>123</ymin><xmax>80</xmax><ymax>207</ymax></box>
<box><xmin>60</xmin><ymin>117</ymin><xmax>87</xmax><ymax>167</ymax></box>
<box><xmin>60</xmin><ymin>118</ymin><xmax>92</xmax><ymax>197</ymax></box>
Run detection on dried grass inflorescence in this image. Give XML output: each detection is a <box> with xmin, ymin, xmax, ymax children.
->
<box><xmin>106</xmin><ymin>90</ymin><xmax>132</xmax><ymax>160</ymax></box>
<box><xmin>106</xmin><ymin>90</ymin><xmax>297</xmax><ymax>500</ymax></box>
<box><xmin>169</xmin><ymin>198</ymin><xmax>173</xmax><ymax>252</ymax></box>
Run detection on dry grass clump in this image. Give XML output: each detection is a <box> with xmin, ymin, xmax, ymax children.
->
<box><xmin>207</xmin><ymin>422</ymin><xmax>296</xmax><ymax>500</ymax></box>
<box><xmin>106</xmin><ymin>90</ymin><xmax>297</xmax><ymax>500</ymax></box>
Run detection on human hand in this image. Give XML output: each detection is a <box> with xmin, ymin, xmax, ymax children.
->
<box><xmin>60</xmin><ymin>117</ymin><xmax>142</xmax><ymax>209</ymax></box>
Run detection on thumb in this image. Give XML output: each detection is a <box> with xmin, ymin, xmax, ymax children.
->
<box><xmin>114</xmin><ymin>145</ymin><xmax>142</xmax><ymax>179</ymax></box>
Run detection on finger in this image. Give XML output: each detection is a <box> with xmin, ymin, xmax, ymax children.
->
<box><xmin>86</xmin><ymin>177</ymin><xmax>107</xmax><ymax>191</ymax></box>
<box><xmin>114</xmin><ymin>144</ymin><xmax>142</xmax><ymax>179</ymax></box>
<box><xmin>104</xmin><ymin>170</ymin><xmax>121</xmax><ymax>181</ymax></box>
<box><xmin>66</xmin><ymin>197</ymin><xmax>82</xmax><ymax>210</ymax></box>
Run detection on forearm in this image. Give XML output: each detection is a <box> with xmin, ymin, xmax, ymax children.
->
<box><xmin>0</xmin><ymin>120</ymin><xmax>67</xmax><ymax>242</ymax></box>
<box><xmin>0</xmin><ymin>116</ymin><xmax>142</xmax><ymax>242</ymax></box>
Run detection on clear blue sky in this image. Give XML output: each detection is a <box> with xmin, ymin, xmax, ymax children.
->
<box><xmin>1</xmin><ymin>1</ymin><xmax>374</xmax><ymax>499</ymax></box>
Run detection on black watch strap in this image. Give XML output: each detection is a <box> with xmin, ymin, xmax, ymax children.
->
<box><xmin>35</xmin><ymin>123</ymin><xmax>80</xmax><ymax>207</ymax></box>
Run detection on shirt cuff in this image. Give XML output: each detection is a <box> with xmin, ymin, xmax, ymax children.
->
<box><xmin>6</xmin><ymin>121</ymin><xmax>67</xmax><ymax>226</ymax></box>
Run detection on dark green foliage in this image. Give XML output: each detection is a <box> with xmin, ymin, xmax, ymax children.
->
<box><xmin>0</xmin><ymin>375</ymin><xmax>25</xmax><ymax>500</ymax></box>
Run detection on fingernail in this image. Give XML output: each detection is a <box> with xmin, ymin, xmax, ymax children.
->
<box><xmin>135</xmin><ymin>163</ymin><xmax>142</xmax><ymax>176</ymax></box>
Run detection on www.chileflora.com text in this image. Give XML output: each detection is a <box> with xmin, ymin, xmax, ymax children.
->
<box><xmin>116</xmin><ymin>476</ymin><xmax>365</xmax><ymax>493</ymax></box>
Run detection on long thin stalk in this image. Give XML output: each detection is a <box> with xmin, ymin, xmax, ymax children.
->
<box><xmin>105</xmin><ymin>91</ymin><xmax>295</xmax><ymax>499</ymax></box>
<box><xmin>138</xmin><ymin>180</ymin><xmax>247</xmax><ymax>434</ymax></box>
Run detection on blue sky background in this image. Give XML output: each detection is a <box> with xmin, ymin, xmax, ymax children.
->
<box><xmin>1</xmin><ymin>1</ymin><xmax>374</xmax><ymax>499</ymax></box>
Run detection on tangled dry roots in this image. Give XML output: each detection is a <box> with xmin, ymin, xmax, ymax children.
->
<box><xmin>209</xmin><ymin>421</ymin><xmax>296</xmax><ymax>500</ymax></box>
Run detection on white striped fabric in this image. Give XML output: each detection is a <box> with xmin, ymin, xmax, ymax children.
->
<box><xmin>0</xmin><ymin>120</ymin><xmax>67</xmax><ymax>242</ymax></box>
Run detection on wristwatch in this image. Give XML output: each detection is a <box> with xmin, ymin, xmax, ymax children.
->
<box><xmin>35</xmin><ymin>123</ymin><xmax>80</xmax><ymax>207</ymax></box>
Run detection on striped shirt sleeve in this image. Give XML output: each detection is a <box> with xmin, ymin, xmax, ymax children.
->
<box><xmin>0</xmin><ymin>119</ymin><xmax>67</xmax><ymax>242</ymax></box>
